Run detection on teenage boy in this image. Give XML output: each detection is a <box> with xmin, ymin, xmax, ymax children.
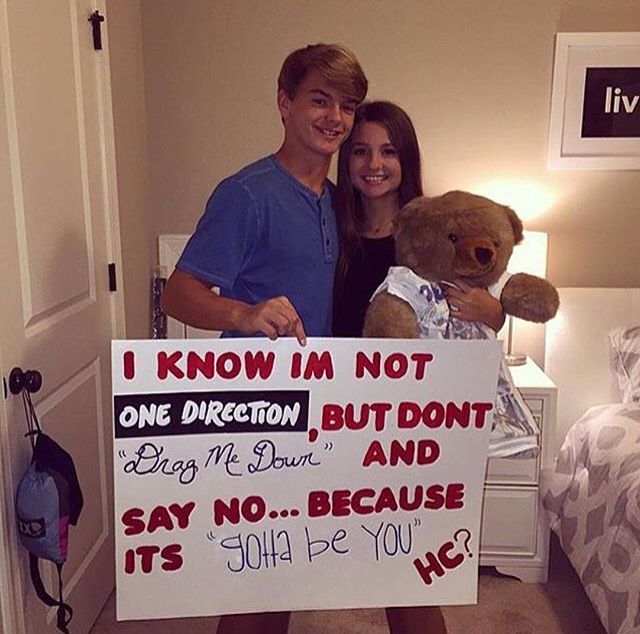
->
<box><xmin>161</xmin><ymin>43</ymin><xmax>367</xmax><ymax>634</ymax></box>
<box><xmin>162</xmin><ymin>44</ymin><xmax>368</xmax><ymax>348</ymax></box>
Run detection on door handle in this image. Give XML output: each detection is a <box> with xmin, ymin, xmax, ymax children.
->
<box><xmin>8</xmin><ymin>367</ymin><xmax>42</xmax><ymax>395</ymax></box>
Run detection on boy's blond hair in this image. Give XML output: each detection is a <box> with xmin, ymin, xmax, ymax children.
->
<box><xmin>278</xmin><ymin>43</ymin><xmax>368</xmax><ymax>103</ymax></box>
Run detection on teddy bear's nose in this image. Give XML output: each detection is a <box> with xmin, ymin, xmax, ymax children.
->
<box><xmin>475</xmin><ymin>246</ymin><xmax>494</xmax><ymax>265</ymax></box>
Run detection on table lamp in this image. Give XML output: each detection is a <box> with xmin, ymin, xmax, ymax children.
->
<box><xmin>503</xmin><ymin>231</ymin><xmax>548</xmax><ymax>366</ymax></box>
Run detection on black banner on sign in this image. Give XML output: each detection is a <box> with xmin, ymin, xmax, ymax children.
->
<box><xmin>114</xmin><ymin>390</ymin><xmax>309</xmax><ymax>438</ymax></box>
<box><xmin>582</xmin><ymin>67</ymin><xmax>640</xmax><ymax>138</ymax></box>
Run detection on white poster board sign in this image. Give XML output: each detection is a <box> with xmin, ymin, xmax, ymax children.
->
<box><xmin>112</xmin><ymin>338</ymin><xmax>501</xmax><ymax>620</ymax></box>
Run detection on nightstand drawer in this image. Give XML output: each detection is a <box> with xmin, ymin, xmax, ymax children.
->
<box><xmin>486</xmin><ymin>455</ymin><xmax>538</xmax><ymax>484</ymax></box>
<box><xmin>480</xmin><ymin>487</ymin><xmax>538</xmax><ymax>556</ymax></box>
<box><xmin>523</xmin><ymin>397</ymin><xmax>544</xmax><ymax>416</ymax></box>
<box><xmin>485</xmin><ymin>396</ymin><xmax>543</xmax><ymax>485</ymax></box>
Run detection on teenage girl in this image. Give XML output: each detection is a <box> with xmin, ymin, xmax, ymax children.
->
<box><xmin>333</xmin><ymin>100</ymin><xmax>504</xmax><ymax>634</ymax></box>
<box><xmin>333</xmin><ymin>100</ymin><xmax>504</xmax><ymax>337</ymax></box>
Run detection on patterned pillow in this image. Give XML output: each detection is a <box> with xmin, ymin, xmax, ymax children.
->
<box><xmin>609</xmin><ymin>326</ymin><xmax>640</xmax><ymax>403</ymax></box>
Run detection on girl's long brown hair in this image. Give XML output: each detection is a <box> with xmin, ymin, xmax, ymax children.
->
<box><xmin>334</xmin><ymin>100</ymin><xmax>424</xmax><ymax>299</ymax></box>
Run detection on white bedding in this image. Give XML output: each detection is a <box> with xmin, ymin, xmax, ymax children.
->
<box><xmin>543</xmin><ymin>403</ymin><xmax>640</xmax><ymax>634</ymax></box>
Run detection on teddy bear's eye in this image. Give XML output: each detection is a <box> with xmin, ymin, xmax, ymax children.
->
<box><xmin>448</xmin><ymin>233</ymin><xmax>458</xmax><ymax>243</ymax></box>
<box><xmin>493</xmin><ymin>240</ymin><xmax>501</xmax><ymax>248</ymax></box>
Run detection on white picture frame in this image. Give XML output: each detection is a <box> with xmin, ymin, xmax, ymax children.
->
<box><xmin>547</xmin><ymin>32</ymin><xmax>640</xmax><ymax>170</ymax></box>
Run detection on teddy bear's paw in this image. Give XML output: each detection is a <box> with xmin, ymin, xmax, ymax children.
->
<box><xmin>501</xmin><ymin>273</ymin><xmax>560</xmax><ymax>323</ymax></box>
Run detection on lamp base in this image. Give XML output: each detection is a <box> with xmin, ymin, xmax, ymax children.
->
<box><xmin>505</xmin><ymin>352</ymin><xmax>527</xmax><ymax>366</ymax></box>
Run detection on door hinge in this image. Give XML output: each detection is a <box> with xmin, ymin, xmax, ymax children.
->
<box><xmin>88</xmin><ymin>10</ymin><xmax>105</xmax><ymax>50</ymax></box>
<box><xmin>108</xmin><ymin>263</ymin><xmax>117</xmax><ymax>292</ymax></box>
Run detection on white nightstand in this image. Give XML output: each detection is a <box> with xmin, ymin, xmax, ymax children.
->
<box><xmin>478</xmin><ymin>356</ymin><xmax>557</xmax><ymax>583</ymax></box>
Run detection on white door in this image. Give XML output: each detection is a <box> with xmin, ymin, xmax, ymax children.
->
<box><xmin>0</xmin><ymin>1</ymin><xmax>124</xmax><ymax>632</ymax></box>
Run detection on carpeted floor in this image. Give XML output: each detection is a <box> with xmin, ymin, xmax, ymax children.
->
<box><xmin>91</xmin><ymin>534</ymin><xmax>605</xmax><ymax>633</ymax></box>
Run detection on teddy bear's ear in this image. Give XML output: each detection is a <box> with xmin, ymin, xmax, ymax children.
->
<box><xmin>503</xmin><ymin>205</ymin><xmax>524</xmax><ymax>244</ymax></box>
<box><xmin>393</xmin><ymin>197</ymin><xmax>433</xmax><ymax>270</ymax></box>
<box><xmin>394</xmin><ymin>196</ymin><xmax>429</xmax><ymax>226</ymax></box>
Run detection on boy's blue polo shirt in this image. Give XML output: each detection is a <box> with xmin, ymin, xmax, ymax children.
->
<box><xmin>177</xmin><ymin>155</ymin><xmax>338</xmax><ymax>337</ymax></box>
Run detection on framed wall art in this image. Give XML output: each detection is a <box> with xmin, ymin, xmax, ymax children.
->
<box><xmin>548</xmin><ymin>32</ymin><xmax>640</xmax><ymax>170</ymax></box>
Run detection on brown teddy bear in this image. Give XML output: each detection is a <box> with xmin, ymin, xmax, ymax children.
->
<box><xmin>363</xmin><ymin>190</ymin><xmax>559</xmax><ymax>458</ymax></box>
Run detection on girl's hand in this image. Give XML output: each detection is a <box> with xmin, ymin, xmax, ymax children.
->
<box><xmin>442</xmin><ymin>279</ymin><xmax>505</xmax><ymax>331</ymax></box>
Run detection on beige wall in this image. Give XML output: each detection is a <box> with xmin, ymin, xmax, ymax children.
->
<box><xmin>108</xmin><ymin>0</ymin><xmax>640</xmax><ymax>343</ymax></box>
<box><xmin>108</xmin><ymin>0</ymin><xmax>153</xmax><ymax>338</ymax></box>
<box><xmin>139</xmin><ymin>0</ymin><xmax>640</xmax><ymax>290</ymax></box>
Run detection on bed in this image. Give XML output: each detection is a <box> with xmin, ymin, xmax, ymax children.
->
<box><xmin>543</xmin><ymin>288</ymin><xmax>640</xmax><ymax>634</ymax></box>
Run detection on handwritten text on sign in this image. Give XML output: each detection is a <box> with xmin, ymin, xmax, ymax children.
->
<box><xmin>112</xmin><ymin>338</ymin><xmax>501</xmax><ymax>620</ymax></box>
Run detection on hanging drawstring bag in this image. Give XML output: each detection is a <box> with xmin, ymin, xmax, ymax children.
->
<box><xmin>13</xmin><ymin>370</ymin><xmax>83</xmax><ymax>633</ymax></box>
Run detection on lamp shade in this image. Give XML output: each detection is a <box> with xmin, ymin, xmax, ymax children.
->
<box><xmin>508</xmin><ymin>231</ymin><xmax>548</xmax><ymax>277</ymax></box>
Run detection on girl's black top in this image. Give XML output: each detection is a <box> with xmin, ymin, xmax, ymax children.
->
<box><xmin>333</xmin><ymin>235</ymin><xmax>396</xmax><ymax>337</ymax></box>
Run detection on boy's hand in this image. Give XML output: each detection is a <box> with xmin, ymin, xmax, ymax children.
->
<box><xmin>237</xmin><ymin>296</ymin><xmax>307</xmax><ymax>345</ymax></box>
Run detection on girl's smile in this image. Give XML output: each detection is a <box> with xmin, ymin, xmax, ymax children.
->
<box><xmin>348</xmin><ymin>121</ymin><xmax>402</xmax><ymax>201</ymax></box>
